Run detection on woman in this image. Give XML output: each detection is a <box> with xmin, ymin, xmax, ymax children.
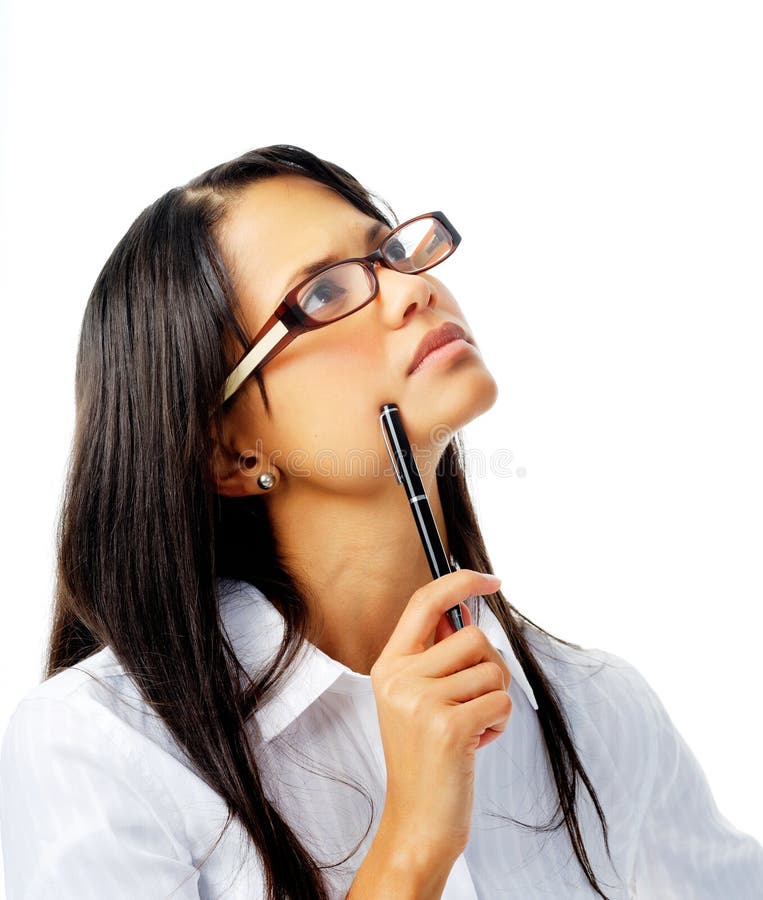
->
<box><xmin>1</xmin><ymin>144</ymin><xmax>760</xmax><ymax>899</ymax></box>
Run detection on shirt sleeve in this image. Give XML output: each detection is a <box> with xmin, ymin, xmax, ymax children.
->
<box><xmin>631</xmin><ymin>672</ymin><xmax>763</xmax><ymax>899</ymax></box>
<box><xmin>0</xmin><ymin>695</ymin><xmax>201</xmax><ymax>899</ymax></box>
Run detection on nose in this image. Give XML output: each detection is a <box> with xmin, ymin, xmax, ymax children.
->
<box><xmin>373</xmin><ymin>260</ymin><xmax>436</xmax><ymax>327</ymax></box>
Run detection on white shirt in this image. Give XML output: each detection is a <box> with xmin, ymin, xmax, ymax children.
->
<box><xmin>1</xmin><ymin>577</ymin><xmax>761</xmax><ymax>899</ymax></box>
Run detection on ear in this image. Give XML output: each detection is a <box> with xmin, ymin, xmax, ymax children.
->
<box><xmin>209</xmin><ymin>429</ymin><xmax>277</xmax><ymax>499</ymax></box>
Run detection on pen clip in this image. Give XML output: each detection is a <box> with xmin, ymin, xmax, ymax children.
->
<box><xmin>379</xmin><ymin>409</ymin><xmax>403</xmax><ymax>485</ymax></box>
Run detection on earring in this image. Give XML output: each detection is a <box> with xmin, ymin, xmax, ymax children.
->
<box><xmin>257</xmin><ymin>472</ymin><xmax>276</xmax><ymax>490</ymax></box>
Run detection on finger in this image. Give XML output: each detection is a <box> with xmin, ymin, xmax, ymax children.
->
<box><xmin>385</xmin><ymin>571</ymin><xmax>502</xmax><ymax>658</ymax></box>
<box><xmin>455</xmin><ymin>690</ymin><xmax>513</xmax><ymax>749</ymax></box>
<box><xmin>434</xmin><ymin>660</ymin><xmax>508</xmax><ymax>703</ymax></box>
<box><xmin>476</xmin><ymin>723</ymin><xmax>508</xmax><ymax>750</ymax></box>
<box><xmin>421</xmin><ymin>624</ymin><xmax>512</xmax><ymax>689</ymax></box>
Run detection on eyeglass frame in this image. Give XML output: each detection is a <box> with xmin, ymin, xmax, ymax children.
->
<box><xmin>219</xmin><ymin>210</ymin><xmax>462</xmax><ymax>406</ymax></box>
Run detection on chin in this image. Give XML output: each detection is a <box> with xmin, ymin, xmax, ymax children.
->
<box><xmin>406</xmin><ymin>368</ymin><xmax>500</xmax><ymax>450</ymax></box>
<box><xmin>452</xmin><ymin>369</ymin><xmax>499</xmax><ymax>428</ymax></box>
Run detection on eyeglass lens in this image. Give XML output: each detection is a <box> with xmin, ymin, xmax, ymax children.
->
<box><xmin>296</xmin><ymin>216</ymin><xmax>454</xmax><ymax>324</ymax></box>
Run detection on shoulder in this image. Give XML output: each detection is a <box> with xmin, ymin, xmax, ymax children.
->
<box><xmin>519</xmin><ymin>622</ymin><xmax>665</xmax><ymax>782</ymax></box>
<box><xmin>0</xmin><ymin>651</ymin><xmax>216</xmax><ymax>897</ymax></box>
<box><xmin>521</xmin><ymin>620</ymin><xmax>661</xmax><ymax>716</ymax></box>
<box><xmin>0</xmin><ymin>646</ymin><xmax>208</xmax><ymax>858</ymax></box>
<box><xmin>1</xmin><ymin>644</ymin><xmax>192</xmax><ymax>793</ymax></box>
<box><xmin>3</xmin><ymin>644</ymin><xmax>126</xmax><ymax>740</ymax></box>
<box><xmin>4</xmin><ymin>643</ymin><xmax>137</xmax><ymax>729</ymax></box>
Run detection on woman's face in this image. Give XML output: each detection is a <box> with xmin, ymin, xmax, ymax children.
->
<box><xmin>214</xmin><ymin>174</ymin><xmax>498</xmax><ymax>495</ymax></box>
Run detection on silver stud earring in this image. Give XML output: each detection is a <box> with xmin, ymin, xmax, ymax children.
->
<box><xmin>257</xmin><ymin>472</ymin><xmax>276</xmax><ymax>490</ymax></box>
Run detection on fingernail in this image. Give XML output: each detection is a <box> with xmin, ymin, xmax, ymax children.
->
<box><xmin>482</xmin><ymin>574</ymin><xmax>502</xmax><ymax>587</ymax></box>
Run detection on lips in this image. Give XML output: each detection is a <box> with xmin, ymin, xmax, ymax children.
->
<box><xmin>407</xmin><ymin>321</ymin><xmax>469</xmax><ymax>375</ymax></box>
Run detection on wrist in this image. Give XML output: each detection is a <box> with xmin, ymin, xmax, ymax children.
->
<box><xmin>374</xmin><ymin>813</ymin><xmax>455</xmax><ymax>896</ymax></box>
<box><xmin>347</xmin><ymin>815</ymin><xmax>455</xmax><ymax>900</ymax></box>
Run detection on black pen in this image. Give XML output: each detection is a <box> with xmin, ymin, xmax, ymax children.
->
<box><xmin>379</xmin><ymin>402</ymin><xmax>465</xmax><ymax>631</ymax></box>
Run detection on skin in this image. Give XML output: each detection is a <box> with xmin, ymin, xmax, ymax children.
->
<box><xmin>211</xmin><ymin>174</ymin><xmax>499</xmax><ymax>675</ymax></box>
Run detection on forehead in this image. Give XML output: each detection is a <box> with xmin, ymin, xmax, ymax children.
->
<box><xmin>219</xmin><ymin>174</ymin><xmax>380</xmax><ymax>311</ymax></box>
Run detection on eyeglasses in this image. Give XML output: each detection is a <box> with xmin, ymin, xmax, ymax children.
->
<box><xmin>220</xmin><ymin>210</ymin><xmax>462</xmax><ymax>406</ymax></box>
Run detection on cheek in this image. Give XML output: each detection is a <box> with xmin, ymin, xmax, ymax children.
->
<box><xmin>264</xmin><ymin>355</ymin><xmax>383</xmax><ymax>451</ymax></box>
<box><xmin>297</xmin><ymin>329</ymin><xmax>385</xmax><ymax>389</ymax></box>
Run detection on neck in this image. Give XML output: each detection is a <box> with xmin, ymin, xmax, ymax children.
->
<box><xmin>263</xmin><ymin>470</ymin><xmax>451</xmax><ymax>675</ymax></box>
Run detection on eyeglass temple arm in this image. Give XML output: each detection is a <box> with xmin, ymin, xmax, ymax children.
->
<box><xmin>222</xmin><ymin>311</ymin><xmax>296</xmax><ymax>404</ymax></box>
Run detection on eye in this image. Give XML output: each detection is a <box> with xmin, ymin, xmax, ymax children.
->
<box><xmin>384</xmin><ymin>237</ymin><xmax>408</xmax><ymax>263</ymax></box>
<box><xmin>299</xmin><ymin>275</ymin><xmax>349</xmax><ymax>316</ymax></box>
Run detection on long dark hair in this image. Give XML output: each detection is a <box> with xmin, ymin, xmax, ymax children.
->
<box><xmin>47</xmin><ymin>144</ymin><xmax>618</xmax><ymax>899</ymax></box>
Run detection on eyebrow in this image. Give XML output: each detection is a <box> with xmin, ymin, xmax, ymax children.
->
<box><xmin>282</xmin><ymin>220</ymin><xmax>388</xmax><ymax>295</ymax></box>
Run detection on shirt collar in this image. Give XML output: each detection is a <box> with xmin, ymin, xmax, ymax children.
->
<box><xmin>218</xmin><ymin>577</ymin><xmax>538</xmax><ymax>743</ymax></box>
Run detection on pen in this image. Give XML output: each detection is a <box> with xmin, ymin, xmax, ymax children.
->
<box><xmin>379</xmin><ymin>402</ymin><xmax>464</xmax><ymax>631</ymax></box>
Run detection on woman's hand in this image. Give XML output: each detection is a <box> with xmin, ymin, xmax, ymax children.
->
<box><xmin>370</xmin><ymin>569</ymin><xmax>512</xmax><ymax>869</ymax></box>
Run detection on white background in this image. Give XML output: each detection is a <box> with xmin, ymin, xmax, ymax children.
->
<box><xmin>1</xmin><ymin>0</ymin><xmax>761</xmax><ymax>885</ymax></box>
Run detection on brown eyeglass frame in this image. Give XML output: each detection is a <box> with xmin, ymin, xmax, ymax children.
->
<box><xmin>219</xmin><ymin>210</ymin><xmax>462</xmax><ymax>406</ymax></box>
